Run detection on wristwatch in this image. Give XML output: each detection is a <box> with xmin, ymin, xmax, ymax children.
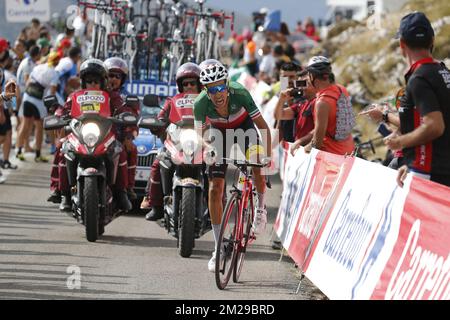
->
<box><xmin>382</xmin><ymin>109</ymin><xmax>389</xmax><ymax>123</ymax></box>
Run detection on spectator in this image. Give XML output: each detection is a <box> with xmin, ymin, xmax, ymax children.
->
<box><xmin>16</xmin><ymin>51</ymin><xmax>61</xmax><ymax>163</ymax></box>
<box><xmin>37</xmin><ymin>37</ymin><xmax>51</xmax><ymax>58</ymax></box>
<box><xmin>386</xmin><ymin>12</ymin><xmax>450</xmax><ymax>187</ymax></box>
<box><xmin>55</xmin><ymin>46</ymin><xmax>82</xmax><ymax>100</ymax></box>
<box><xmin>274</xmin><ymin>62</ymin><xmax>302</xmax><ymax>142</ymax></box>
<box><xmin>258</xmin><ymin>42</ymin><xmax>276</xmax><ymax>84</ymax></box>
<box><xmin>274</xmin><ymin>72</ymin><xmax>317</xmax><ymax>154</ymax></box>
<box><xmin>273</xmin><ymin>44</ymin><xmax>290</xmax><ymax>64</ymax></box>
<box><xmin>300</xmin><ymin>56</ymin><xmax>355</xmax><ymax>155</ymax></box>
<box><xmin>27</xmin><ymin>18</ymin><xmax>41</xmax><ymax>41</ymax></box>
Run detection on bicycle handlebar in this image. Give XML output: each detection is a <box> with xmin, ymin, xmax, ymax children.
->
<box><xmin>222</xmin><ymin>158</ymin><xmax>268</xmax><ymax>169</ymax></box>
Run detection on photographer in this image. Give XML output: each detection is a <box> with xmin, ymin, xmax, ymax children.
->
<box><xmin>274</xmin><ymin>73</ymin><xmax>317</xmax><ymax>155</ymax></box>
<box><xmin>273</xmin><ymin>62</ymin><xmax>302</xmax><ymax>143</ymax></box>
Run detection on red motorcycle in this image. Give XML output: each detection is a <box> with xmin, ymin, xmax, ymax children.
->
<box><xmin>43</xmin><ymin>91</ymin><xmax>138</xmax><ymax>242</ymax></box>
<box><xmin>138</xmin><ymin>94</ymin><xmax>214</xmax><ymax>257</ymax></box>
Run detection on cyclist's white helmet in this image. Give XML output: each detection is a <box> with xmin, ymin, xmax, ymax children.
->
<box><xmin>305</xmin><ymin>56</ymin><xmax>332</xmax><ymax>74</ymax></box>
<box><xmin>199</xmin><ymin>60</ymin><xmax>228</xmax><ymax>85</ymax></box>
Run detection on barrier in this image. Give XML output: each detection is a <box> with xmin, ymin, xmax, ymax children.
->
<box><xmin>275</xmin><ymin>144</ymin><xmax>450</xmax><ymax>300</ymax></box>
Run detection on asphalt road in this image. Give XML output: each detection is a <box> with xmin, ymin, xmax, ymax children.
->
<box><xmin>0</xmin><ymin>150</ymin><xmax>324</xmax><ymax>301</ymax></box>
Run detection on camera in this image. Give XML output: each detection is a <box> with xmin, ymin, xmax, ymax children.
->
<box><xmin>294</xmin><ymin>80</ymin><xmax>307</xmax><ymax>88</ymax></box>
<box><xmin>290</xmin><ymin>88</ymin><xmax>303</xmax><ymax>98</ymax></box>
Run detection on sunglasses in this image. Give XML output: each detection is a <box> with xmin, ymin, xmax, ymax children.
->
<box><xmin>182</xmin><ymin>80</ymin><xmax>197</xmax><ymax>87</ymax></box>
<box><xmin>108</xmin><ymin>73</ymin><xmax>122</xmax><ymax>80</ymax></box>
<box><xmin>85</xmin><ymin>78</ymin><xmax>100</xmax><ymax>84</ymax></box>
<box><xmin>207</xmin><ymin>83</ymin><xmax>227</xmax><ymax>94</ymax></box>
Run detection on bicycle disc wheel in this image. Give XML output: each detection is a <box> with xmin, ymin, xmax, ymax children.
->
<box><xmin>215</xmin><ymin>192</ymin><xmax>239</xmax><ymax>290</ymax></box>
<box><xmin>233</xmin><ymin>193</ymin><xmax>253</xmax><ymax>283</ymax></box>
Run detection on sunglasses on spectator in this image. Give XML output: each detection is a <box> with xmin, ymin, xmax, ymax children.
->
<box><xmin>108</xmin><ymin>73</ymin><xmax>122</xmax><ymax>80</ymax></box>
<box><xmin>207</xmin><ymin>83</ymin><xmax>227</xmax><ymax>94</ymax></box>
<box><xmin>182</xmin><ymin>80</ymin><xmax>197</xmax><ymax>87</ymax></box>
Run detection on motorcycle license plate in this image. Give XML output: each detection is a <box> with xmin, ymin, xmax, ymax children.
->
<box><xmin>135</xmin><ymin>169</ymin><xmax>150</xmax><ymax>182</ymax></box>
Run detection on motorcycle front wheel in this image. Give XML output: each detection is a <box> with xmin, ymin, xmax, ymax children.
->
<box><xmin>178</xmin><ymin>188</ymin><xmax>196</xmax><ymax>258</ymax></box>
<box><xmin>84</xmin><ymin>176</ymin><xmax>99</xmax><ymax>242</ymax></box>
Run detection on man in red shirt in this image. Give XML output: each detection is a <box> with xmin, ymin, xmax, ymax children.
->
<box><xmin>274</xmin><ymin>73</ymin><xmax>316</xmax><ymax>154</ymax></box>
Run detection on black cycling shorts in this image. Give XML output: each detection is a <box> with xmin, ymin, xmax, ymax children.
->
<box><xmin>23</xmin><ymin>101</ymin><xmax>41</xmax><ymax>120</ymax></box>
<box><xmin>0</xmin><ymin>109</ymin><xmax>12</xmax><ymax>136</ymax></box>
<box><xmin>207</xmin><ymin>116</ymin><xmax>262</xmax><ymax>179</ymax></box>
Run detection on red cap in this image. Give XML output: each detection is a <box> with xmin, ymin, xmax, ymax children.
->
<box><xmin>0</xmin><ymin>38</ymin><xmax>9</xmax><ymax>54</ymax></box>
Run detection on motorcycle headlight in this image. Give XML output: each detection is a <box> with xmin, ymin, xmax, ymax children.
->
<box><xmin>180</xmin><ymin>129</ymin><xmax>199</xmax><ymax>156</ymax></box>
<box><xmin>81</xmin><ymin>122</ymin><xmax>100</xmax><ymax>148</ymax></box>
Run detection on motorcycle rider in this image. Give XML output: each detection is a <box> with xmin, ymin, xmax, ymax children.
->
<box><xmin>50</xmin><ymin>58</ymin><xmax>132</xmax><ymax>211</ymax></box>
<box><xmin>104</xmin><ymin>57</ymin><xmax>139</xmax><ymax>202</ymax></box>
<box><xmin>140</xmin><ymin>62</ymin><xmax>202</xmax><ymax>221</ymax></box>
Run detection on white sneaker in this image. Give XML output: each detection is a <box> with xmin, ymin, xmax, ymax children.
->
<box><xmin>252</xmin><ymin>207</ymin><xmax>267</xmax><ymax>234</ymax></box>
<box><xmin>208</xmin><ymin>251</ymin><xmax>216</xmax><ymax>273</ymax></box>
<box><xmin>208</xmin><ymin>249</ymin><xmax>225</xmax><ymax>273</ymax></box>
<box><xmin>0</xmin><ymin>170</ymin><xmax>6</xmax><ymax>184</ymax></box>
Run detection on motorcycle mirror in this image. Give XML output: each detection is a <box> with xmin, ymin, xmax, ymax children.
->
<box><xmin>117</xmin><ymin>112</ymin><xmax>138</xmax><ymax>125</ymax></box>
<box><xmin>125</xmin><ymin>95</ymin><xmax>140</xmax><ymax>108</ymax></box>
<box><xmin>43</xmin><ymin>95</ymin><xmax>59</xmax><ymax>110</ymax></box>
<box><xmin>138</xmin><ymin>115</ymin><xmax>167</xmax><ymax>129</ymax></box>
<box><xmin>43</xmin><ymin>115</ymin><xmax>67</xmax><ymax>130</ymax></box>
<box><xmin>143</xmin><ymin>94</ymin><xmax>161</xmax><ymax>108</ymax></box>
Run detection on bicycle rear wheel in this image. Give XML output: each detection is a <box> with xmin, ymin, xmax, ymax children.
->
<box><xmin>215</xmin><ymin>192</ymin><xmax>239</xmax><ymax>290</ymax></box>
<box><xmin>233</xmin><ymin>192</ymin><xmax>254</xmax><ymax>283</ymax></box>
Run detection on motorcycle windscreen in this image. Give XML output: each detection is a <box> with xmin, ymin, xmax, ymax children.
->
<box><xmin>168</xmin><ymin>94</ymin><xmax>197</xmax><ymax>125</ymax></box>
<box><xmin>70</xmin><ymin>90</ymin><xmax>111</xmax><ymax>119</ymax></box>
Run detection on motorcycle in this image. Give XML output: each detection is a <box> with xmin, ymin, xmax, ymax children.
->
<box><xmin>138</xmin><ymin>94</ymin><xmax>212</xmax><ymax>257</ymax></box>
<box><xmin>43</xmin><ymin>92</ymin><xmax>138</xmax><ymax>242</ymax></box>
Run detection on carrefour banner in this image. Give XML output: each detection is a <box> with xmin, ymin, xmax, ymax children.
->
<box><xmin>275</xmin><ymin>148</ymin><xmax>450</xmax><ymax>300</ymax></box>
<box><xmin>6</xmin><ymin>0</ymin><xmax>50</xmax><ymax>23</ymax></box>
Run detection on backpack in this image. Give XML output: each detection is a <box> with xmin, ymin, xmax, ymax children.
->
<box><xmin>321</xmin><ymin>85</ymin><xmax>355</xmax><ymax>141</ymax></box>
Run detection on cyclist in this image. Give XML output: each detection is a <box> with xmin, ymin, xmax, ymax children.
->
<box><xmin>104</xmin><ymin>57</ymin><xmax>139</xmax><ymax>201</ymax></box>
<box><xmin>49</xmin><ymin>59</ymin><xmax>132</xmax><ymax>211</ymax></box>
<box><xmin>141</xmin><ymin>62</ymin><xmax>203</xmax><ymax>221</ymax></box>
<box><xmin>194</xmin><ymin>59</ymin><xmax>272</xmax><ymax>272</ymax></box>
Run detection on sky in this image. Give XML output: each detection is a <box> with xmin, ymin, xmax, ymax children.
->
<box><xmin>0</xmin><ymin>0</ymin><xmax>329</xmax><ymax>41</ymax></box>
<box><xmin>186</xmin><ymin>0</ymin><xmax>329</xmax><ymax>32</ymax></box>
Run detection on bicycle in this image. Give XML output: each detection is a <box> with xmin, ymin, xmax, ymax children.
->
<box><xmin>214</xmin><ymin>158</ymin><xmax>268</xmax><ymax>290</ymax></box>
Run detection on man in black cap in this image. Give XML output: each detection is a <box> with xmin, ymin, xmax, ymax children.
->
<box><xmin>384</xmin><ymin>12</ymin><xmax>450</xmax><ymax>187</ymax></box>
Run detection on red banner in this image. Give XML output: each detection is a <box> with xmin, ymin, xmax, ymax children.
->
<box><xmin>372</xmin><ymin>177</ymin><xmax>450</xmax><ymax>300</ymax></box>
<box><xmin>288</xmin><ymin>152</ymin><xmax>354</xmax><ymax>271</ymax></box>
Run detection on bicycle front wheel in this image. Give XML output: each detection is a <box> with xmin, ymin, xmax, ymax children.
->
<box><xmin>233</xmin><ymin>192</ymin><xmax>254</xmax><ymax>283</ymax></box>
<box><xmin>215</xmin><ymin>192</ymin><xmax>239</xmax><ymax>290</ymax></box>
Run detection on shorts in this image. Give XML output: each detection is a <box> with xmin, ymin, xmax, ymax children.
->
<box><xmin>0</xmin><ymin>109</ymin><xmax>12</xmax><ymax>136</ymax></box>
<box><xmin>23</xmin><ymin>101</ymin><xmax>42</xmax><ymax>120</ymax></box>
<box><xmin>207</xmin><ymin>116</ymin><xmax>262</xmax><ymax>179</ymax></box>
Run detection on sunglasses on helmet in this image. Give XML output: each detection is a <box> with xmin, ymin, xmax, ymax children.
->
<box><xmin>206</xmin><ymin>83</ymin><xmax>227</xmax><ymax>94</ymax></box>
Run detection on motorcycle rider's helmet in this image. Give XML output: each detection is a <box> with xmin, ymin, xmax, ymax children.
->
<box><xmin>80</xmin><ymin>58</ymin><xmax>108</xmax><ymax>90</ymax></box>
<box><xmin>199</xmin><ymin>59</ymin><xmax>228</xmax><ymax>85</ymax></box>
<box><xmin>104</xmin><ymin>57</ymin><xmax>128</xmax><ymax>85</ymax></box>
<box><xmin>176</xmin><ymin>62</ymin><xmax>201</xmax><ymax>93</ymax></box>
